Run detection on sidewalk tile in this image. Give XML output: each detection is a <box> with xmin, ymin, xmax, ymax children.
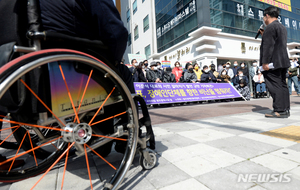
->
<box><xmin>287</xmin><ymin>143</ymin><xmax>300</xmax><ymax>152</ymax></box>
<box><xmin>226</xmin><ymin>161</ymin><xmax>276</xmax><ymax>176</ymax></box>
<box><xmin>248</xmin><ymin>185</ymin><xmax>266</xmax><ymax>190</ymax></box>
<box><xmin>159</xmin><ymin>178</ymin><xmax>209</xmax><ymax>190</ymax></box>
<box><xmin>288</xmin><ymin>166</ymin><xmax>300</xmax><ymax>181</ymax></box>
<box><xmin>247</xmin><ymin>185</ymin><xmax>267</xmax><ymax>190</ymax></box>
<box><xmin>178</xmin><ymin>128</ymin><xmax>234</xmax><ymax>143</ymax></box>
<box><xmin>153</xmin><ymin>122</ymin><xmax>203</xmax><ymax>133</ymax></box>
<box><xmin>161</xmin><ymin>147</ymin><xmax>196</xmax><ymax>163</ymax></box>
<box><xmin>173</xmin><ymin>156</ymin><xmax>220</xmax><ymax>177</ymax></box>
<box><xmin>240</xmin><ymin>133</ymin><xmax>297</xmax><ymax>147</ymax></box>
<box><xmin>152</xmin><ymin>127</ymin><xmax>172</xmax><ymax>136</ymax></box>
<box><xmin>233</xmin><ymin>120</ymin><xmax>283</xmax><ymax>131</ymax></box>
<box><xmin>145</xmin><ymin>164</ymin><xmax>190</xmax><ymax>189</ymax></box>
<box><xmin>270</xmin><ymin>148</ymin><xmax>300</xmax><ymax>163</ymax></box>
<box><xmin>183</xmin><ymin>143</ymin><xmax>220</xmax><ymax>157</ymax></box>
<box><xmin>0</xmin><ymin>183</ymin><xmax>10</xmax><ymax>190</ymax></box>
<box><xmin>201</xmin><ymin>150</ymin><xmax>245</xmax><ymax>167</ymax></box>
<box><xmin>9</xmin><ymin>169</ymin><xmax>58</xmax><ymax>190</ymax></box>
<box><xmin>210</xmin><ymin>124</ymin><xmax>258</xmax><ymax>135</ymax></box>
<box><xmin>260</xmin><ymin>177</ymin><xmax>300</xmax><ymax>190</ymax></box>
<box><xmin>251</xmin><ymin>154</ymin><xmax>299</xmax><ymax>173</ymax></box>
<box><xmin>196</xmin><ymin>168</ymin><xmax>255</xmax><ymax>190</ymax></box>
<box><xmin>157</xmin><ymin>133</ymin><xmax>199</xmax><ymax>148</ymax></box>
<box><xmin>119</xmin><ymin>173</ymin><xmax>155</xmax><ymax>190</ymax></box>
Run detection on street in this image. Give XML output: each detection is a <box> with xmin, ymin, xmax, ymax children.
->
<box><xmin>1</xmin><ymin>95</ymin><xmax>300</xmax><ymax>190</ymax></box>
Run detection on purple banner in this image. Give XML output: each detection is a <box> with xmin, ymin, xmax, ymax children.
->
<box><xmin>134</xmin><ymin>82</ymin><xmax>242</xmax><ymax>105</ymax></box>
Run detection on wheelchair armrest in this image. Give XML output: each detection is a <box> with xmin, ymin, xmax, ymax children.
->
<box><xmin>27</xmin><ymin>31</ymin><xmax>108</xmax><ymax>50</ymax></box>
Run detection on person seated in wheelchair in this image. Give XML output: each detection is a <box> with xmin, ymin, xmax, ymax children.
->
<box><xmin>253</xmin><ymin>69</ymin><xmax>267</xmax><ymax>98</ymax></box>
<box><xmin>0</xmin><ymin>0</ymin><xmax>155</xmax><ymax>162</ymax></box>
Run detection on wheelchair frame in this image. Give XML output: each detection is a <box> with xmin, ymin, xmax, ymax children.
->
<box><xmin>0</xmin><ymin>0</ymin><xmax>156</xmax><ymax>189</ymax></box>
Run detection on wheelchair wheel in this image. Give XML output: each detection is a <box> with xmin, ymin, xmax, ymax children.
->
<box><xmin>0</xmin><ymin>49</ymin><xmax>139</xmax><ymax>190</ymax></box>
<box><xmin>139</xmin><ymin>149</ymin><xmax>157</xmax><ymax>170</ymax></box>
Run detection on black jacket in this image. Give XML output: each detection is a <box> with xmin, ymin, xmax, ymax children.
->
<box><xmin>146</xmin><ymin>70</ymin><xmax>161</xmax><ymax>82</ymax></box>
<box><xmin>259</xmin><ymin>20</ymin><xmax>290</xmax><ymax>69</ymax></box>
<box><xmin>201</xmin><ymin>71</ymin><xmax>217</xmax><ymax>83</ymax></box>
<box><xmin>137</xmin><ymin>68</ymin><xmax>147</xmax><ymax>82</ymax></box>
<box><xmin>163</xmin><ymin>72</ymin><xmax>176</xmax><ymax>83</ymax></box>
<box><xmin>129</xmin><ymin>67</ymin><xmax>139</xmax><ymax>82</ymax></box>
<box><xmin>40</xmin><ymin>0</ymin><xmax>128</xmax><ymax>62</ymax></box>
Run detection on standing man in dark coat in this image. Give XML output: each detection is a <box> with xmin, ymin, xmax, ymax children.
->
<box><xmin>259</xmin><ymin>6</ymin><xmax>290</xmax><ymax>118</ymax></box>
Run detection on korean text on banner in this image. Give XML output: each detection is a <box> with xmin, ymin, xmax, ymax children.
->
<box><xmin>134</xmin><ymin>82</ymin><xmax>242</xmax><ymax>105</ymax></box>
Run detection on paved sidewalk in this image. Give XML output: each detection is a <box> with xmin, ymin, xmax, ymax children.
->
<box><xmin>1</xmin><ymin>101</ymin><xmax>300</xmax><ymax>190</ymax></box>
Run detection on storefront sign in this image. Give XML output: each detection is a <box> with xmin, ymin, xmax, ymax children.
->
<box><xmin>258</xmin><ymin>0</ymin><xmax>291</xmax><ymax>12</ymax></box>
<box><xmin>168</xmin><ymin>47</ymin><xmax>191</xmax><ymax>60</ymax></box>
<box><xmin>134</xmin><ymin>82</ymin><xmax>242</xmax><ymax>105</ymax></box>
<box><xmin>157</xmin><ymin>0</ymin><xmax>196</xmax><ymax>38</ymax></box>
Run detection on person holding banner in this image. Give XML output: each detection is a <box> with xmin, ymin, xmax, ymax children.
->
<box><xmin>201</xmin><ymin>65</ymin><xmax>217</xmax><ymax>83</ymax></box>
<box><xmin>184</xmin><ymin>63</ymin><xmax>197</xmax><ymax>83</ymax></box>
<box><xmin>218</xmin><ymin>69</ymin><xmax>231</xmax><ymax>83</ymax></box>
<box><xmin>193</xmin><ymin>63</ymin><xmax>202</xmax><ymax>81</ymax></box>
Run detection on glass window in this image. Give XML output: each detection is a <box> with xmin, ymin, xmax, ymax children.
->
<box><xmin>134</xmin><ymin>26</ymin><xmax>139</xmax><ymax>41</ymax></box>
<box><xmin>143</xmin><ymin>15</ymin><xmax>149</xmax><ymax>32</ymax></box>
<box><xmin>133</xmin><ymin>0</ymin><xmax>137</xmax><ymax>14</ymax></box>
<box><xmin>145</xmin><ymin>45</ymin><xmax>151</xmax><ymax>59</ymax></box>
<box><xmin>128</xmin><ymin>33</ymin><xmax>131</xmax><ymax>46</ymax></box>
<box><xmin>142</xmin><ymin>0</ymin><xmax>145</xmax><ymax>3</ymax></box>
<box><xmin>127</xmin><ymin>9</ymin><xmax>130</xmax><ymax>22</ymax></box>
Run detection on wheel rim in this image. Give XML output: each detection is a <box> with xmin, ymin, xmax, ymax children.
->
<box><xmin>0</xmin><ymin>53</ymin><xmax>138</xmax><ymax>190</ymax></box>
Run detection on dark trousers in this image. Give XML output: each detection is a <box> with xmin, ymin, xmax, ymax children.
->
<box><xmin>263</xmin><ymin>68</ymin><xmax>290</xmax><ymax>112</ymax></box>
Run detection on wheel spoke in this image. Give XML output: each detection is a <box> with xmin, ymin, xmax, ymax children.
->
<box><xmin>0</xmin><ymin>125</ymin><xmax>19</xmax><ymax>132</ymax></box>
<box><xmin>90</xmin><ymin>111</ymin><xmax>127</xmax><ymax>126</ymax></box>
<box><xmin>19</xmin><ymin>79</ymin><xmax>65</xmax><ymax>127</ymax></box>
<box><xmin>84</xmin><ymin>144</ymin><xmax>93</xmax><ymax>190</ymax></box>
<box><xmin>0</xmin><ymin>118</ymin><xmax>69</xmax><ymax>132</ymax></box>
<box><xmin>0</xmin><ymin>136</ymin><xmax>63</xmax><ymax>166</ymax></box>
<box><xmin>58</xmin><ymin>63</ymin><xmax>80</xmax><ymax>124</ymax></box>
<box><xmin>30</xmin><ymin>142</ymin><xmax>75</xmax><ymax>190</ymax></box>
<box><xmin>61</xmin><ymin>142</ymin><xmax>70</xmax><ymax>190</ymax></box>
<box><xmin>88</xmin><ymin>87</ymin><xmax>115</xmax><ymax>126</ymax></box>
<box><xmin>0</xmin><ymin>126</ymin><xmax>20</xmax><ymax>147</ymax></box>
<box><xmin>8</xmin><ymin>130</ymin><xmax>28</xmax><ymax>172</ymax></box>
<box><xmin>85</xmin><ymin>144</ymin><xmax>116</xmax><ymax>170</ymax></box>
<box><xmin>74</xmin><ymin>70</ymin><xmax>94</xmax><ymax>123</ymax></box>
<box><xmin>27</xmin><ymin>131</ymin><xmax>38</xmax><ymax>167</ymax></box>
<box><xmin>91</xmin><ymin>134</ymin><xmax>127</xmax><ymax>142</ymax></box>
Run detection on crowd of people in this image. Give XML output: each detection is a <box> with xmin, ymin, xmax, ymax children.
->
<box><xmin>127</xmin><ymin>59</ymin><xmax>259</xmax><ymax>101</ymax></box>
<box><xmin>127</xmin><ymin>58</ymin><xmax>300</xmax><ymax>103</ymax></box>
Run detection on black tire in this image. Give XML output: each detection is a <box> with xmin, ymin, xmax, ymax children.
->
<box><xmin>139</xmin><ymin>149</ymin><xmax>157</xmax><ymax>170</ymax></box>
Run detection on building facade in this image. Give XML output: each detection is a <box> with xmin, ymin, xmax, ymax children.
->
<box><xmin>152</xmin><ymin>0</ymin><xmax>300</xmax><ymax>69</ymax></box>
<box><xmin>119</xmin><ymin>0</ymin><xmax>157</xmax><ymax>64</ymax></box>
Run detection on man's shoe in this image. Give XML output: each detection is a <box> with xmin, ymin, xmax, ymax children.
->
<box><xmin>0</xmin><ymin>156</ymin><xmax>25</xmax><ymax>170</ymax></box>
<box><xmin>286</xmin><ymin>110</ymin><xmax>290</xmax><ymax>117</ymax></box>
<box><xmin>265</xmin><ymin>111</ymin><xmax>289</xmax><ymax>118</ymax></box>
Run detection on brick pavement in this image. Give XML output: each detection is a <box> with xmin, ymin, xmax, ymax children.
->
<box><xmin>1</xmin><ymin>96</ymin><xmax>300</xmax><ymax>190</ymax></box>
